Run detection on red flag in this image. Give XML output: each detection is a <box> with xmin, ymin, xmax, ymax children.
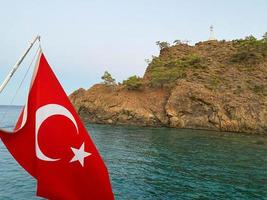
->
<box><xmin>0</xmin><ymin>51</ymin><xmax>114</xmax><ymax>200</ymax></box>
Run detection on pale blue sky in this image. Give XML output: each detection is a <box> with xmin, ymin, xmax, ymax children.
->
<box><xmin>0</xmin><ymin>0</ymin><xmax>266</xmax><ymax>105</ymax></box>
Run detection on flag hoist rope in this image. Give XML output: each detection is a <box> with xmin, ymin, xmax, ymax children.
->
<box><xmin>0</xmin><ymin>35</ymin><xmax>41</xmax><ymax>94</ymax></box>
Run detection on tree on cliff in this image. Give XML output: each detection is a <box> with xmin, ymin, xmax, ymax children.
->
<box><xmin>262</xmin><ymin>32</ymin><xmax>267</xmax><ymax>42</ymax></box>
<box><xmin>156</xmin><ymin>41</ymin><xmax>170</xmax><ymax>50</ymax></box>
<box><xmin>101</xmin><ymin>71</ymin><xmax>116</xmax><ymax>85</ymax></box>
<box><xmin>173</xmin><ymin>40</ymin><xmax>182</xmax><ymax>45</ymax></box>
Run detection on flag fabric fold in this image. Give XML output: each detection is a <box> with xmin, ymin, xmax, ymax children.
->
<box><xmin>0</xmin><ymin>50</ymin><xmax>114</xmax><ymax>200</ymax></box>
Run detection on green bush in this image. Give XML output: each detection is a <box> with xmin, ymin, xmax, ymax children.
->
<box><xmin>252</xmin><ymin>85</ymin><xmax>264</xmax><ymax>94</ymax></box>
<box><xmin>181</xmin><ymin>54</ymin><xmax>204</xmax><ymax>68</ymax></box>
<box><xmin>147</xmin><ymin>54</ymin><xmax>204</xmax><ymax>88</ymax></box>
<box><xmin>150</xmin><ymin>54</ymin><xmax>204</xmax><ymax>70</ymax></box>
<box><xmin>150</xmin><ymin>66</ymin><xmax>186</xmax><ymax>88</ymax></box>
<box><xmin>231</xmin><ymin>34</ymin><xmax>267</xmax><ymax>65</ymax></box>
<box><xmin>121</xmin><ymin>54</ymin><xmax>203</xmax><ymax>90</ymax></box>
<box><xmin>209</xmin><ymin>77</ymin><xmax>221</xmax><ymax>90</ymax></box>
<box><xmin>123</xmin><ymin>75</ymin><xmax>143</xmax><ymax>90</ymax></box>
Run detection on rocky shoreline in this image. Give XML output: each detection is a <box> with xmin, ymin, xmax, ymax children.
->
<box><xmin>70</xmin><ymin>39</ymin><xmax>267</xmax><ymax>134</ymax></box>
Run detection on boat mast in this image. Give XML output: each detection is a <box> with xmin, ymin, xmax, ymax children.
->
<box><xmin>0</xmin><ymin>35</ymin><xmax>40</xmax><ymax>94</ymax></box>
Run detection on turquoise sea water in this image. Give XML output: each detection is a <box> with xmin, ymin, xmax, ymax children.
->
<box><xmin>0</xmin><ymin>105</ymin><xmax>266</xmax><ymax>200</ymax></box>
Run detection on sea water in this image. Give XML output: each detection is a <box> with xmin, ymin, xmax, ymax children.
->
<box><xmin>0</xmin><ymin>105</ymin><xmax>266</xmax><ymax>200</ymax></box>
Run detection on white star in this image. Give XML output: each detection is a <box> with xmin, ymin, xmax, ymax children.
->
<box><xmin>70</xmin><ymin>142</ymin><xmax>91</xmax><ymax>167</ymax></box>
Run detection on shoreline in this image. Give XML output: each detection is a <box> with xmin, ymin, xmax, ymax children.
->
<box><xmin>85</xmin><ymin>121</ymin><xmax>267</xmax><ymax>136</ymax></box>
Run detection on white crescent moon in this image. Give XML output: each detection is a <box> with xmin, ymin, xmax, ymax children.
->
<box><xmin>35</xmin><ymin>104</ymin><xmax>79</xmax><ymax>161</ymax></box>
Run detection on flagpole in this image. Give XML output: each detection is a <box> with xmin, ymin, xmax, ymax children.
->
<box><xmin>0</xmin><ymin>35</ymin><xmax>41</xmax><ymax>94</ymax></box>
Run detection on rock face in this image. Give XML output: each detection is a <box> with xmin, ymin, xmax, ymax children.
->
<box><xmin>70</xmin><ymin>40</ymin><xmax>267</xmax><ymax>134</ymax></box>
<box><xmin>70</xmin><ymin>85</ymin><xmax>169</xmax><ymax>127</ymax></box>
<box><xmin>165</xmin><ymin>80</ymin><xmax>266</xmax><ymax>133</ymax></box>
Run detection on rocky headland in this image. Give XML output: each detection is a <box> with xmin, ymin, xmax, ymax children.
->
<box><xmin>70</xmin><ymin>36</ymin><xmax>267</xmax><ymax>134</ymax></box>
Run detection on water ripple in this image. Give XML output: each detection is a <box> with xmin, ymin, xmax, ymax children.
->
<box><xmin>0</xmin><ymin>106</ymin><xmax>266</xmax><ymax>199</ymax></box>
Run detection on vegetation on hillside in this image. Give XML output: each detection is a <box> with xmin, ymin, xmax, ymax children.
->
<box><xmin>119</xmin><ymin>53</ymin><xmax>206</xmax><ymax>89</ymax></box>
<box><xmin>149</xmin><ymin>54</ymin><xmax>205</xmax><ymax>88</ymax></box>
<box><xmin>100</xmin><ymin>33</ymin><xmax>267</xmax><ymax>91</ymax></box>
<box><xmin>123</xmin><ymin>75</ymin><xmax>143</xmax><ymax>90</ymax></box>
<box><xmin>231</xmin><ymin>34</ymin><xmax>267</xmax><ymax>65</ymax></box>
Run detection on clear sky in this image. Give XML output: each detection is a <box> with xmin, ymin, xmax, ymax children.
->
<box><xmin>0</xmin><ymin>0</ymin><xmax>266</xmax><ymax>105</ymax></box>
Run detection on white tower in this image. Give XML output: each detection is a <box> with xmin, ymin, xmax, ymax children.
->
<box><xmin>208</xmin><ymin>25</ymin><xmax>216</xmax><ymax>41</ymax></box>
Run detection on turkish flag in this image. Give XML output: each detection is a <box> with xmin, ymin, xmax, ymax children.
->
<box><xmin>0</xmin><ymin>51</ymin><xmax>114</xmax><ymax>200</ymax></box>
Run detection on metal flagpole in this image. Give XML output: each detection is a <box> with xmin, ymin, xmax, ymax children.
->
<box><xmin>0</xmin><ymin>35</ymin><xmax>41</xmax><ymax>94</ymax></box>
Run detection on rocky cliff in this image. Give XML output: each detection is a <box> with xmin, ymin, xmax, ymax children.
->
<box><xmin>70</xmin><ymin>38</ymin><xmax>267</xmax><ymax>134</ymax></box>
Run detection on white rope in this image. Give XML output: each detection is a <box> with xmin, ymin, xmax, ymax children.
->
<box><xmin>0</xmin><ymin>47</ymin><xmax>40</xmax><ymax>128</ymax></box>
